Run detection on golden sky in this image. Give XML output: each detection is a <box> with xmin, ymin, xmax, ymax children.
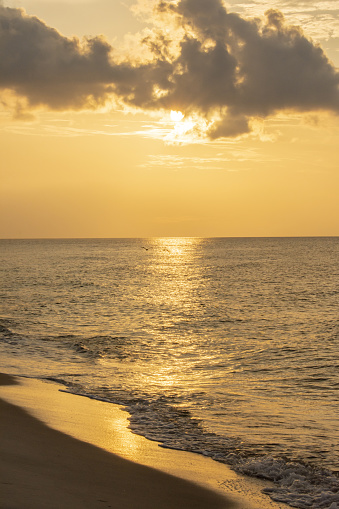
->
<box><xmin>1</xmin><ymin>0</ymin><xmax>338</xmax><ymax>238</ymax></box>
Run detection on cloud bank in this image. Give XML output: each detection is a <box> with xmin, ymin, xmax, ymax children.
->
<box><xmin>1</xmin><ymin>0</ymin><xmax>338</xmax><ymax>138</ymax></box>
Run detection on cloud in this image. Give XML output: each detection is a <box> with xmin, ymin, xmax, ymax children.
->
<box><xmin>0</xmin><ymin>4</ymin><xmax>178</xmax><ymax>115</ymax></box>
<box><xmin>0</xmin><ymin>6</ymin><xmax>116</xmax><ymax>109</ymax></box>
<box><xmin>155</xmin><ymin>0</ymin><xmax>339</xmax><ymax>135</ymax></box>
<box><xmin>142</xmin><ymin>153</ymin><xmax>250</xmax><ymax>170</ymax></box>
<box><xmin>0</xmin><ymin>1</ymin><xmax>339</xmax><ymax>138</ymax></box>
<box><xmin>229</xmin><ymin>8</ymin><xmax>339</xmax><ymax>115</ymax></box>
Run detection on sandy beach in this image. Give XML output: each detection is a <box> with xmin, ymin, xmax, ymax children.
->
<box><xmin>0</xmin><ymin>373</ymin><xmax>290</xmax><ymax>509</ymax></box>
<box><xmin>0</xmin><ymin>373</ymin><xmax>235</xmax><ymax>509</ymax></box>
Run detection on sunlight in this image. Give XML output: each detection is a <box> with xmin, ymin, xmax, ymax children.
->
<box><xmin>151</xmin><ymin>236</ymin><xmax>202</xmax><ymax>255</ymax></box>
<box><xmin>165</xmin><ymin>112</ymin><xmax>197</xmax><ymax>143</ymax></box>
<box><xmin>170</xmin><ymin>110</ymin><xmax>184</xmax><ymax>122</ymax></box>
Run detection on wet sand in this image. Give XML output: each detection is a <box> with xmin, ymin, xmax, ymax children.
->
<box><xmin>0</xmin><ymin>373</ymin><xmax>234</xmax><ymax>509</ymax></box>
<box><xmin>0</xmin><ymin>373</ymin><xmax>289</xmax><ymax>509</ymax></box>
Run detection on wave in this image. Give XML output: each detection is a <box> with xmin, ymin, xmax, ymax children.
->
<box><xmin>59</xmin><ymin>381</ymin><xmax>339</xmax><ymax>509</ymax></box>
<box><xmin>2</xmin><ymin>316</ymin><xmax>339</xmax><ymax>508</ymax></box>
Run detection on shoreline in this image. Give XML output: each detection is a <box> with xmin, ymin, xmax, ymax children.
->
<box><xmin>0</xmin><ymin>373</ymin><xmax>288</xmax><ymax>509</ymax></box>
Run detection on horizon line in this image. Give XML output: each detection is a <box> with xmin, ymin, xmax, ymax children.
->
<box><xmin>1</xmin><ymin>235</ymin><xmax>338</xmax><ymax>241</ymax></box>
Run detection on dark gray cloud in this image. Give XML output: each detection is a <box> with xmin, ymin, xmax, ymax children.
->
<box><xmin>156</xmin><ymin>0</ymin><xmax>339</xmax><ymax>136</ymax></box>
<box><xmin>0</xmin><ymin>4</ymin><xmax>177</xmax><ymax>116</ymax></box>
<box><xmin>0</xmin><ymin>5</ymin><xmax>171</xmax><ymax>111</ymax></box>
<box><xmin>1</xmin><ymin>1</ymin><xmax>338</xmax><ymax>138</ymax></box>
<box><xmin>0</xmin><ymin>6</ymin><xmax>113</xmax><ymax>108</ymax></box>
<box><xmin>227</xmin><ymin>7</ymin><xmax>339</xmax><ymax>115</ymax></box>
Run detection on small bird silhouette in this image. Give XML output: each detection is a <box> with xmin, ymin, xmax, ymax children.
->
<box><xmin>141</xmin><ymin>246</ymin><xmax>149</xmax><ymax>251</ymax></box>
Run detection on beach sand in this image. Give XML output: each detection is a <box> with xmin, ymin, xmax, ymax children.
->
<box><xmin>0</xmin><ymin>374</ymin><xmax>288</xmax><ymax>509</ymax></box>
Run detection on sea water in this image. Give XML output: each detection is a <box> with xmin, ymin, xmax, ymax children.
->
<box><xmin>0</xmin><ymin>237</ymin><xmax>338</xmax><ymax>508</ymax></box>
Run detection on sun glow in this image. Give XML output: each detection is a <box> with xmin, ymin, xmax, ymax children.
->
<box><xmin>164</xmin><ymin>110</ymin><xmax>199</xmax><ymax>143</ymax></box>
<box><xmin>170</xmin><ymin>110</ymin><xmax>184</xmax><ymax>122</ymax></box>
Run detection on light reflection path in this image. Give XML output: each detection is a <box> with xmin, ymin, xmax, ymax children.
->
<box><xmin>136</xmin><ymin>238</ymin><xmax>207</xmax><ymax>392</ymax></box>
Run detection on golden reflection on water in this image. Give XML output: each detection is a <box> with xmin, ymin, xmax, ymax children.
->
<box><xmin>147</xmin><ymin>237</ymin><xmax>203</xmax><ymax>312</ymax></box>
<box><xmin>151</xmin><ymin>237</ymin><xmax>202</xmax><ymax>255</ymax></box>
<box><xmin>139</xmin><ymin>238</ymin><xmax>205</xmax><ymax>392</ymax></box>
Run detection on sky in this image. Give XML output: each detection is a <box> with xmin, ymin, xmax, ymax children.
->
<box><xmin>0</xmin><ymin>0</ymin><xmax>338</xmax><ymax>238</ymax></box>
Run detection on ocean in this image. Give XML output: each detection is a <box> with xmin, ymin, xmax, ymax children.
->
<box><xmin>0</xmin><ymin>237</ymin><xmax>338</xmax><ymax>508</ymax></box>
